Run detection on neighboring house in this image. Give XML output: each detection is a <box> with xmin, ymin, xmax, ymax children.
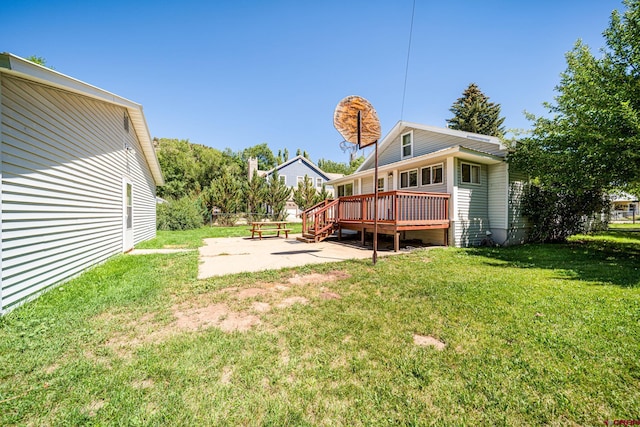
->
<box><xmin>324</xmin><ymin>121</ymin><xmax>528</xmax><ymax>247</ymax></box>
<box><xmin>0</xmin><ymin>53</ymin><xmax>164</xmax><ymax>314</ymax></box>
<box><xmin>610</xmin><ymin>192</ymin><xmax>639</xmax><ymax>221</ymax></box>
<box><xmin>250</xmin><ymin>155</ymin><xmax>342</xmax><ymax>218</ymax></box>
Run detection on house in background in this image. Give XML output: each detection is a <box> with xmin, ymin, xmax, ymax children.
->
<box><xmin>249</xmin><ymin>155</ymin><xmax>342</xmax><ymax>219</ymax></box>
<box><xmin>304</xmin><ymin>121</ymin><xmax>528</xmax><ymax>248</ymax></box>
<box><xmin>0</xmin><ymin>53</ymin><xmax>163</xmax><ymax>314</ymax></box>
<box><xmin>610</xmin><ymin>192</ymin><xmax>639</xmax><ymax>221</ymax></box>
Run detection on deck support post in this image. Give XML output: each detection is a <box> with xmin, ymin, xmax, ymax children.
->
<box><xmin>394</xmin><ymin>232</ymin><xmax>400</xmax><ymax>252</ymax></box>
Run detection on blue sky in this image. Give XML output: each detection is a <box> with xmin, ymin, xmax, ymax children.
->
<box><xmin>2</xmin><ymin>0</ymin><xmax>622</xmax><ymax>163</ymax></box>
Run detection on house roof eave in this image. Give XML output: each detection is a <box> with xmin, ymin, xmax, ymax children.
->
<box><xmin>0</xmin><ymin>53</ymin><xmax>164</xmax><ymax>186</ymax></box>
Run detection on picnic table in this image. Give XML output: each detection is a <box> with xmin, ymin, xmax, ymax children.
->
<box><xmin>249</xmin><ymin>221</ymin><xmax>292</xmax><ymax>240</ymax></box>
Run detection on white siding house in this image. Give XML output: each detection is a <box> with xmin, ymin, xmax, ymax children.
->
<box><xmin>328</xmin><ymin>121</ymin><xmax>528</xmax><ymax>247</ymax></box>
<box><xmin>0</xmin><ymin>53</ymin><xmax>164</xmax><ymax>314</ymax></box>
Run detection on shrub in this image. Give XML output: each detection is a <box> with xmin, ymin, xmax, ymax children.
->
<box><xmin>157</xmin><ymin>197</ymin><xmax>203</xmax><ymax>231</ymax></box>
<box><xmin>522</xmin><ymin>182</ymin><xmax>609</xmax><ymax>242</ymax></box>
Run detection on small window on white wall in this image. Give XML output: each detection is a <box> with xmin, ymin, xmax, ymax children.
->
<box><xmin>316</xmin><ymin>178</ymin><xmax>322</xmax><ymax>187</ymax></box>
<box><xmin>461</xmin><ymin>163</ymin><xmax>481</xmax><ymax>184</ymax></box>
<box><xmin>401</xmin><ymin>131</ymin><xmax>413</xmax><ymax>159</ymax></box>
<box><xmin>377</xmin><ymin>177</ymin><xmax>384</xmax><ymax>191</ymax></box>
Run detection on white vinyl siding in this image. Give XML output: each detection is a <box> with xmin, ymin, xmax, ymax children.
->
<box><xmin>454</xmin><ymin>160</ymin><xmax>489</xmax><ymax>246</ymax></box>
<box><xmin>487</xmin><ymin>162</ymin><xmax>508</xmax><ymax>230</ymax></box>
<box><xmin>1</xmin><ymin>75</ymin><xmax>156</xmax><ymax>313</ymax></box>
<box><xmin>507</xmin><ymin>168</ymin><xmax>529</xmax><ymax>244</ymax></box>
<box><xmin>370</xmin><ymin>127</ymin><xmax>506</xmax><ymax>171</ymax></box>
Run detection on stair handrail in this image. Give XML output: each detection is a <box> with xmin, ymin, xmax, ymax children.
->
<box><xmin>301</xmin><ymin>198</ymin><xmax>338</xmax><ymax>237</ymax></box>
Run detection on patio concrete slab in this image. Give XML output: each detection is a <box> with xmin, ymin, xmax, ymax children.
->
<box><xmin>197</xmin><ymin>234</ymin><xmax>402</xmax><ymax>279</ymax></box>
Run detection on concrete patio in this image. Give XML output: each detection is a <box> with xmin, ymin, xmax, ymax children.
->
<box><xmin>196</xmin><ymin>234</ymin><xmax>404</xmax><ymax>279</ymax></box>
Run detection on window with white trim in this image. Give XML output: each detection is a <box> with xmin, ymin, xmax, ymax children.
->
<box><xmin>337</xmin><ymin>182</ymin><xmax>353</xmax><ymax>197</ymax></box>
<box><xmin>461</xmin><ymin>162</ymin><xmax>481</xmax><ymax>184</ymax></box>
<box><xmin>377</xmin><ymin>177</ymin><xmax>385</xmax><ymax>192</ymax></box>
<box><xmin>420</xmin><ymin>163</ymin><xmax>444</xmax><ymax>186</ymax></box>
<box><xmin>316</xmin><ymin>178</ymin><xmax>322</xmax><ymax>187</ymax></box>
<box><xmin>296</xmin><ymin>176</ymin><xmax>304</xmax><ymax>185</ymax></box>
<box><xmin>399</xmin><ymin>169</ymin><xmax>418</xmax><ymax>188</ymax></box>
<box><xmin>401</xmin><ymin>131</ymin><xmax>413</xmax><ymax>159</ymax></box>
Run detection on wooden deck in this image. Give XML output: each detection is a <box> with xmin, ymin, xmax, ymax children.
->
<box><xmin>300</xmin><ymin>191</ymin><xmax>450</xmax><ymax>251</ymax></box>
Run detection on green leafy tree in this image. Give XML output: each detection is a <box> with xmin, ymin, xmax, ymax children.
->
<box><xmin>283</xmin><ymin>148</ymin><xmax>289</xmax><ymax>162</ymax></box>
<box><xmin>446</xmin><ymin>83</ymin><xmax>505</xmax><ymax>137</ymax></box>
<box><xmin>509</xmin><ymin>0</ymin><xmax>640</xmax><ymax>241</ymax></box>
<box><xmin>265</xmin><ymin>173</ymin><xmax>291</xmax><ymax>221</ymax></box>
<box><xmin>246</xmin><ymin>171</ymin><xmax>268</xmax><ymax>221</ymax></box>
<box><xmin>26</xmin><ymin>55</ymin><xmax>54</xmax><ymax>69</ymax></box>
<box><xmin>240</xmin><ymin>143</ymin><xmax>277</xmax><ymax>172</ymax></box>
<box><xmin>155</xmin><ymin>138</ymin><xmax>233</xmax><ymax>200</ymax></box>
<box><xmin>317</xmin><ymin>156</ymin><xmax>364</xmax><ymax>174</ymax></box>
<box><xmin>207</xmin><ymin>166</ymin><xmax>243</xmax><ymax>226</ymax></box>
<box><xmin>292</xmin><ymin>175</ymin><xmax>321</xmax><ymax>212</ymax></box>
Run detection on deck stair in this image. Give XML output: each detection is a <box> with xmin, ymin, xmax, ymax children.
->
<box><xmin>297</xmin><ymin>198</ymin><xmax>339</xmax><ymax>243</ymax></box>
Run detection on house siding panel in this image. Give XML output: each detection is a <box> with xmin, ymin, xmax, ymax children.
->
<box><xmin>1</xmin><ymin>75</ymin><xmax>156</xmax><ymax>313</ymax></box>
<box><xmin>507</xmin><ymin>168</ymin><xmax>529</xmax><ymax>245</ymax></box>
<box><xmin>368</xmin><ymin>127</ymin><xmax>505</xmax><ymax>170</ymax></box>
<box><xmin>487</xmin><ymin>162</ymin><xmax>508</xmax><ymax>243</ymax></box>
<box><xmin>454</xmin><ymin>159</ymin><xmax>489</xmax><ymax>247</ymax></box>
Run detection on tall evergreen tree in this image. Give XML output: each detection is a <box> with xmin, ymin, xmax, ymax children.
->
<box><xmin>446</xmin><ymin>83</ymin><xmax>505</xmax><ymax>137</ymax></box>
<box><xmin>246</xmin><ymin>171</ymin><xmax>268</xmax><ymax>221</ymax></box>
<box><xmin>207</xmin><ymin>166</ymin><xmax>243</xmax><ymax>226</ymax></box>
<box><xmin>265</xmin><ymin>173</ymin><xmax>292</xmax><ymax>220</ymax></box>
<box><xmin>292</xmin><ymin>175</ymin><xmax>321</xmax><ymax>212</ymax></box>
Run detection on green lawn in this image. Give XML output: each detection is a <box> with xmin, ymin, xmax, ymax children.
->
<box><xmin>135</xmin><ymin>223</ymin><xmax>304</xmax><ymax>249</ymax></box>
<box><xmin>1</xmin><ymin>230</ymin><xmax>639</xmax><ymax>425</ymax></box>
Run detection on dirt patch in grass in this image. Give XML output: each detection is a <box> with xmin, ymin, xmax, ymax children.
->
<box><xmin>286</xmin><ymin>271</ymin><xmax>350</xmax><ymax>286</ymax></box>
<box><xmin>93</xmin><ymin>271</ymin><xmax>349</xmax><ymax>357</ymax></box>
<box><xmin>85</xmin><ymin>399</ymin><xmax>106</xmax><ymax>417</ymax></box>
<box><xmin>413</xmin><ymin>334</ymin><xmax>446</xmax><ymax>350</ymax></box>
<box><xmin>220</xmin><ymin>366</ymin><xmax>233</xmax><ymax>385</ymax></box>
<box><xmin>276</xmin><ymin>296</ymin><xmax>309</xmax><ymax>308</ymax></box>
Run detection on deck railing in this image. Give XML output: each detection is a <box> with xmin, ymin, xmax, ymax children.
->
<box><xmin>338</xmin><ymin>191</ymin><xmax>450</xmax><ymax>225</ymax></box>
<box><xmin>301</xmin><ymin>191</ymin><xmax>450</xmax><ymax>238</ymax></box>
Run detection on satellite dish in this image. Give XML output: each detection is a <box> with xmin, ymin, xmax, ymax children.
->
<box><xmin>334</xmin><ymin>95</ymin><xmax>381</xmax><ymax>148</ymax></box>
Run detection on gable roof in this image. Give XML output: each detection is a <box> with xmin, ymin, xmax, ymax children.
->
<box><xmin>327</xmin><ymin>144</ymin><xmax>504</xmax><ymax>185</ymax></box>
<box><xmin>264</xmin><ymin>155</ymin><xmax>331</xmax><ymax>181</ymax></box>
<box><xmin>357</xmin><ymin>120</ymin><xmax>504</xmax><ymax>172</ymax></box>
<box><xmin>0</xmin><ymin>53</ymin><xmax>164</xmax><ymax>185</ymax></box>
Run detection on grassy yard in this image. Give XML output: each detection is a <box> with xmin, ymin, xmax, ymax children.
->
<box><xmin>1</xmin><ymin>229</ymin><xmax>639</xmax><ymax>425</ymax></box>
<box><xmin>135</xmin><ymin>223</ymin><xmax>304</xmax><ymax>249</ymax></box>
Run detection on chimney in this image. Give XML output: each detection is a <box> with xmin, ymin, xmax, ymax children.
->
<box><xmin>248</xmin><ymin>157</ymin><xmax>258</xmax><ymax>180</ymax></box>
